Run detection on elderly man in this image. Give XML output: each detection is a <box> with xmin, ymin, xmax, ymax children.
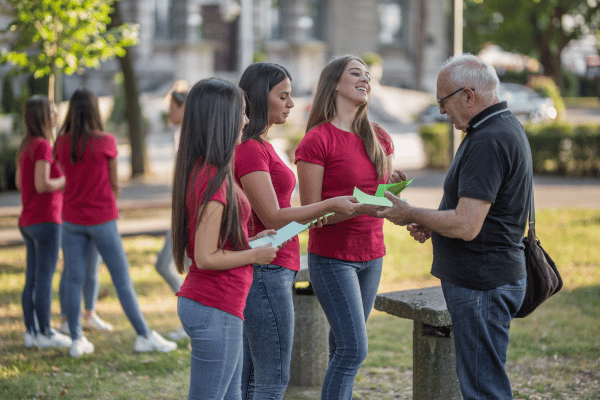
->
<box><xmin>379</xmin><ymin>54</ymin><xmax>533</xmax><ymax>400</ymax></box>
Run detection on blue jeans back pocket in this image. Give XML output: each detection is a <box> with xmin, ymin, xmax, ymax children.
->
<box><xmin>178</xmin><ymin>297</ymin><xmax>213</xmax><ymax>330</ymax></box>
<box><xmin>487</xmin><ymin>281</ymin><xmax>526</xmax><ymax>326</ymax></box>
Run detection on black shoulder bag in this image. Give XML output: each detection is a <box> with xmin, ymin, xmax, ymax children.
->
<box><xmin>515</xmin><ymin>188</ymin><xmax>563</xmax><ymax>318</ymax></box>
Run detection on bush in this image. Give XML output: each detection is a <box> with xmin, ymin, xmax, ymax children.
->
<box><xmin>420</xmin><ymin>121</ymin><xmax>600</xmax><ymax>176</ymax></box>
<box><xmin>419</xmin><ymin>123</ymin><xmax>452</xmax><ymax>169</ymax></box>
<box><xmin>0</xmin><ymin>133</ymin><xmax>18</xmax><ymax>191</ymax></box>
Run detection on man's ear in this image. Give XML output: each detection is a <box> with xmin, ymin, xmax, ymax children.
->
<box><xmin>464</xmin><ymin>88</ymin><xmax>475</xmax><ymax>108</ymax></box>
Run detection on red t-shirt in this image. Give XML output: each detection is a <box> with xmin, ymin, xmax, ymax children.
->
<box><xmin>176</xmin><ymin>163</ymin><xmax>253</xmax><ymax>320</ymax></box>
<box><xmin>294</xmin><ymin>122</ymin><xmax>393</xmax><ymax>261</ymax></box>
<box><xmin>234</xmin><ymin>139</ymin><xmax>300</xmax><ymax>271</ymax></box>
<box><xmin>18</xmin><ymin>137</ymin><xmax>63</xmax><ymax>227</ymax></box>
<box><xmin>55</xmin><ymin>132</ymin><xmax>119</xmax><ymax>225</ymax></box>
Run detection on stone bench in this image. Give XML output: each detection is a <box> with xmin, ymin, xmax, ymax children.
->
<box><xmin>289</xmin><ymin>254</ymin><xmax>329</xmax><ymax>387</ymax></box>
<box><xmin>374</xmin><ymin>285</ymin><xmax>462</xmax><ymax>400</ymax></box>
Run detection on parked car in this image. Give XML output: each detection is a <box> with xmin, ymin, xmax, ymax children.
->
<box><xmin>417</xmin><ymin>83</ymin><xmax>557</xmax><ymax>124</ymax></box>
<box><xmin>498</xmin><ymin>83</ymin><xmax>557</xmax><ymax>122</ymax></box>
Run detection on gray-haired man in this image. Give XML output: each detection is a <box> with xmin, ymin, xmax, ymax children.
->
<box><xmin>379</xmin><ymin>54</ymin><xmax>533</xmax><ymax>400</ymax></box>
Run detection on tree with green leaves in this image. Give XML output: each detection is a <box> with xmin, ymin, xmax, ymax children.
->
<box><xmin>0</xmin><ymin>0</ymin><xmax>138</xmax><ymax>103</ymax></box>
<box><xmin>464</xmin><ymin>0</ymin><xmax>600</xmax><ymax>89</ymax></box>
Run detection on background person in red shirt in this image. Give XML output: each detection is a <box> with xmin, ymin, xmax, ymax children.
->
<box><xmin>295</xmin><ymin>55</ymin><xmax>407</xmax><ymax>399</ymax></box>
<box><xmin>55</xmin><ymin>89</ymin><xmax>177</xmax><ymax>357</ymax></box>
<box><xmin>172</xmin><ymin>78</ymin><xmax>279</xmax><ymax>400</ymax></box>
<box><xmin>235</xmin><ymin>62</ymin><xmax>358</xmax><ymax>399</ymax></box>
<box><xmin>16</xmin><ymin>95</ymin><xmax>72</xmax><ymax>349</ymax></box>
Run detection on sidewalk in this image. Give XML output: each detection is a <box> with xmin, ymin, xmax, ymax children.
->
<box><xmin>2</xmin><ymin>168</ymin><xmax>600</xmax><ymax>247</ymax></box>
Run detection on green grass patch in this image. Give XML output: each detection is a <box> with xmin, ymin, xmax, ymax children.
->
<box><xmin>1</xmin><ymin>208</ymin><xmax>599</xmax><ymax>399</ymax></box>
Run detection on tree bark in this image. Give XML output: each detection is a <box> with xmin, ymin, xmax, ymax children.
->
<box><xmin>109</xmin><ymin>1</ymin><xmax>147</xmax><ymax>178</ymax></box>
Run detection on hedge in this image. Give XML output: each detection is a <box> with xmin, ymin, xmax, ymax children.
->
<box><xmin>419</xmin><ymin>122</ymin><xmax>600</xmax><ymax>177</ymax></box>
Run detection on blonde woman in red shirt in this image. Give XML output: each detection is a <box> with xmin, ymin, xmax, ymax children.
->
<box><xmin>295</xmin><ymin>55</ymin><xmax>407</xmax><ymax>399</ymax></box>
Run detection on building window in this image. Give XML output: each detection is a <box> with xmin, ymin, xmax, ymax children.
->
<box><xmin>378</xmin><ymin>0</ymin><xmax>407</xmax><ymax>47</ymax></box>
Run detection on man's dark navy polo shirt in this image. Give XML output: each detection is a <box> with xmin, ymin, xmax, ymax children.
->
<box><xmin>431</xmin><ymin>101</ymin><xmax>533</xmax><ymax>290</ymax></box>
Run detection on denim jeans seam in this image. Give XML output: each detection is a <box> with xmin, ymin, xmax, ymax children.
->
<box><xmin>258</xmin><ymin>266</ymin><xmax>285</xmax><ymax>380</ymax></box>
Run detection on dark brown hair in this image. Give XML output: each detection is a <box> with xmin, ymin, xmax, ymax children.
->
<box><xmin>171</xmin><ymin>78</ymin><xmax>247</xmax><ymax>273</ymax></box>
<box><xmin>239</xmin><ymin>62</ymin><xmax>291</xmax><ymax>143</ymax></box>
<box><xmin>57</xmin><ymin>88</ymin><xmax>104</xmax><ymax>164</ymax></box>
<box><xmin>17</xmin><ymin>95</ymin><xmax>54</xmax><ymax>162</ymax></box>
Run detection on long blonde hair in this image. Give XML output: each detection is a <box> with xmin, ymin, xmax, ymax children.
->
<box><xmin>306</xmin><ymin>55</ymin><xmax>388</xmax><ymax>180</ymax></box>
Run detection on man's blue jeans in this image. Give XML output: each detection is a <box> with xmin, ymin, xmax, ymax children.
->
<box><xmin>441</xmin><ymin>278</ymin><xmax>527</xmax><ymax>400</ymax></box>
<box><xmin>308</xmin><ymin>253</ymin><xmax>383</xmax><ymax>400</ymax></box>
<box><xmin>61</xmin><ymin>220</ymin><xmax>150</xmax><ymax>340</ymax></box>
<box><xmin>178</xmin><ymin>296</ymin><xmax>243</xmax><ymax>400</ymax></box>
<box><xmin>241</xmin><ymin>264</ymin><xmax>297</xmax><ymax>399</ymax></box>
<box><xmin>20</xmin><ymin>222</ymin><xmax>61</xmax><ymax>336</ymax></box>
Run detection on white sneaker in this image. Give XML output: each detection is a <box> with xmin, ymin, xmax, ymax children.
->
<box><xmin>134</xmin><ymin>330</ymin><xmax>177</xmax><ymax>353</ymax></box>
<box><xmin>167</xmin><ymin>327</ymin><xmax>189</xmax><ymax>341</ymax></box>
<box><xmin>84</xmin><ymin>313</ymin><xmax>113</xmax><ymax>331</ymax></box>
<box><xmin>38</xmin><ymin>329</ymin><xmax>72</xmax><ymax>348</ymax></box>
<box><xmin>69</xmin><ymin>337</ymin><xmax>94</xmax><ymax>357</ymax></box>
<box><xmin>59</xmin><ymin>320</ymin><xmax>70</xmax><ymax>335</ymax></box>
<box><xmin>24</xmin><ymin>331</ymin><xmax>37</xmax><ymax>348</ymax></box>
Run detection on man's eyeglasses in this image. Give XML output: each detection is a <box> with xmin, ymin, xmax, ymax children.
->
<box><xmin>436</xmin><ymin>87</ymin><xmax>475</xmax><ymax>107</ymax></box>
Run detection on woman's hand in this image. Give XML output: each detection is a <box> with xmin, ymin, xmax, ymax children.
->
<box><xmin>387</xmin><ymin>169</ymin><xmax>408</xmax><ymax>184</ymax></box>
<box><xmin>249</xmin><ymin>229</ymin><xmax>277</xmax><ymax>242</ymax></box>
<box><xmin>252</xmin><ymin>244</ymin><xmax>278</xmax><ymax>265</ymax></box>
<box><xmin>328</xmin><ymin>196</ymin><xmax>359</xmax><ymax>215</ymax></box>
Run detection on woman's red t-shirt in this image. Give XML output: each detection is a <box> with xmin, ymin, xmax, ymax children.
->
<box><xmin>176</xmin><ymin>163</ymin><xmax>253</xmax><ymax>320</ymax></box>
<box><xmin>234</xmin><ymin>139</ymin><xmax>300</xmax><ymax>271</ymax></box>
<box><xmin>18</xmin><ymin>137</ymin><xmax>63</xmax><ymax>227</ymax></box>
<box><xmin>55</xmin><ymin>132</ymin><xmax>119</xmax><ymax>225</ymax></box>
<box><xmin>294</xmin><ymin>122</ymin><xmax>393</xmax><ymax>261</ymax></box>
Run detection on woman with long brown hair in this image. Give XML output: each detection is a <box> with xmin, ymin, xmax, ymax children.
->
<box><xmin>16</xmin><ymin>95</ymin><xmax>72</xmax><ymax>349</ymax></box>
<box><xmin>172</xmin><ymin>78</ymin><xmax>279</xmax><ymax>400</ymax></box>
<box><xmin>235</xmin><ymin>62</ymin><xmax>357</xmax><ymax>399</ymax></box>
<box><xmin>295</xmin><ymin>55</ymin><xmax>407</xmax><ymax>399</ymax></box>
<box><xmin>55</xmin><ymin>88</ymin><xmax>176</xmax><ymax>357</ymax></box>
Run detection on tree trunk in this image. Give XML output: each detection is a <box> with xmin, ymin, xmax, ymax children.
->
<box><xmin>48</xmin><ymin>72</ymin><xmax>55</xmax><ymax>104</ymax></box>
<box><xmin>109</xmin><ymin>1</ymin><xmax>147</xmax><ymax>178</ymax></box>
<box><xmin>118</xmin><ymin>51</ymin><xmax>147</xmax><ymax>178</ymax></box>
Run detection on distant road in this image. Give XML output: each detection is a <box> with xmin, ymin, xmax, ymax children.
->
<box><xmin>564</xmin><ymin>107</ymin><xmax>600</xmax><ymax>124</ymax></box>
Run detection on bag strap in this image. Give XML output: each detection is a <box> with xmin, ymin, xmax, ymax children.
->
<box><xmin>529</xmin><ymin>180</ymin><xmax>535</xmax><ymax>232</ymax></box>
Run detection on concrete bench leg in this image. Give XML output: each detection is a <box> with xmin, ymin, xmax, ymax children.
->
<box><xmin>289</xmin><ymin>283</ymin><xmax>330</xmax><ymax>387</ymax></box>
<box><xmin>413</xmin><ymin>322</ymin><xmax>462</xmax><ymax>400</ymax></box>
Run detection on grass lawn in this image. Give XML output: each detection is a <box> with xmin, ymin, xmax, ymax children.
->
<box><xmin>1</xmin><ymin>208</ymin><xmax>599</xmax><ymax>399</ymax></box>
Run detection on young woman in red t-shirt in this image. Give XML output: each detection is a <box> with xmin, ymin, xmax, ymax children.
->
<box><xmin>16</xmin><ymin>95</ymin><xmax>72</xmax><ymax>349</ymax></box>
<box><xmin>235</xmin><ymin>62</ymin><xmax>358</xmax><ymax>399</ymax></box>
<box><xmin>294</xmin><ymin>55</ymin><xmax>407</xmax><ymax>399</ymax></box>
<box><xmin>172</xmin><ymin>78</ymin><xmax>279</xmax><ymax>400</ymax></box>
<box><xmin>55</xmin><ymin>89</ymin><xmax>176</xmax><ymax>357</ymax></box>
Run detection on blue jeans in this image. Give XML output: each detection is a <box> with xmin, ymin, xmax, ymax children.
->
<box><xmin>61</xmin><ymin>220</ymin><xmax>150</xmax><ymax>340</ymax></box>
<box><xmin>178</xmin><ymin>297</ymin><xmax>243</xmax><ymax>400</ymax></box>
<box><xmin>441</xmin><ymin>277</ymin><xmax>527</xmax><ymax>400</ymax></box>
<box><xmin>155</xmin><ymin>229</ymin><xmax>184</xmax><ymax>293</ymax></box>
<box><xmin>308</xmin><ymin>253</ymin><xmax>383</xmax><ymax>400</ymax></box>
<box><xmin>241</xmin><ymin>264</ymin><xmax>297</xmax><ymax>400</ymax></box>
<box><xmin>59</xmin><ymin>243</ymin><xmax>101</xmax><ymax>314</ymax></box>
<box><xmin>19</xmin><ymin>222</ymin><xmax>61</xmax><ymax>336</ymax></box>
